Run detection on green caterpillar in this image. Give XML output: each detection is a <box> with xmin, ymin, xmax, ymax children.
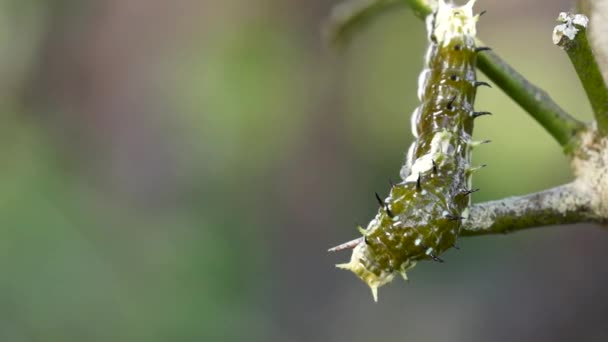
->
<box><xmin>331</xmin><ymin>0</ymin><xmax>489</xmax><ymax>301</ymax></box>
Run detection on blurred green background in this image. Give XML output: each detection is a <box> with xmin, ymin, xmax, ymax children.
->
<box><xmin>1</xmin><ymin>0</ymin><xmax>607</xmax><ymax>341</ymax></box>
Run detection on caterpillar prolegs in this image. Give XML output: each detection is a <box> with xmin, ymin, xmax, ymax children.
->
<box><xmin>331</xmin><ymin>0</ymin><xmax>490</xmax><ymax>301</ymax></box>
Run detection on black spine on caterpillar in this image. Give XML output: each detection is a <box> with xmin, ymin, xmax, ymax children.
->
<box><xmin>332</xmin><ymin>0</ymin><xmax>488</xmax><ymax>301</ymax></box>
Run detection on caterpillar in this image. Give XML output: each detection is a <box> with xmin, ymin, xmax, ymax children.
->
<box><xmin>330</xmin><ymin>0</ymin><xmax>489</xmax><ymax>301</ymax></box>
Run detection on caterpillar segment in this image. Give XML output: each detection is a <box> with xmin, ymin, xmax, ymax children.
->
<box><xmin>331</xmin><ymin>0</ymin><xmax>489</xmax><ymax>302</ymax></box>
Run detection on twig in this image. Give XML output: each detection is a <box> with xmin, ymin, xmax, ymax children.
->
<box><xmin>326</xmin><ymin>0</ymin><xmax>587</xmax><ymax>153</ymax></box>
<box><xmin>403</xmin><ymin>0</ymin><xmax>586</xmax><ymax>152</ymax></box>
<box><xmin>476</xmin><ymin>49</ymin><xmax>586</xmax><ymax>153</ymax></box>
<box><xmin>324</xmin><ymin>0</ymin><xmax>405</xmax><ymax>47</ymax></box>
<box><xmin>461</xmin><ymin>183</ymin><xmax>598</xmax><ymax>236</ymax></box>
<box><xmin>554</xmin><ymin>12</ymin><xmax>608</xmax><ymax>136</ymax></box>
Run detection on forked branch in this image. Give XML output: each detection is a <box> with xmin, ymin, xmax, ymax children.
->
<box><xmin>326</xmin><ymin>0</ymin><xmax>586</xmax><ymax>153</ymax></box>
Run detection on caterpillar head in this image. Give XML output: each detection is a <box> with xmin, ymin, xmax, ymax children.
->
<box><xmin>430</xmin><ymin>0</ymin><xmax>479</xmax><ymax>45</ymax></box>
<box><xmin>336</xmin><ymin>240</ymin><xmax>416</xmax><ymax>302</ymax></box>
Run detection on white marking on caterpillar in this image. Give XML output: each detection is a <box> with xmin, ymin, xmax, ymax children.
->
<box><xmin>433</xmin><ymin>0</ymin><xmax>477</xmax><ymax>46</ymax></box>
<box><xmin>417</xmin><ymin>69</ymin><xmax>431</xmax><ymax>101</ymax></box>
<box><xmin>411</xmin><ymin>106</ymin><xmax>421</xmax><ymax>138</ymax></box>
<box><xmin>405</xmin><ymin>130</ymin><xmax>454</xmax><ymax>182</ymax></box>
<box><xmin>400</xmin><ymin>142</ymin><xmax>417</xmax><ymax>180</ymax></box>
<box><xmin>424</xmin><ymin>44</ymin><xmax>437</xmax><ymax>65</ymax></box>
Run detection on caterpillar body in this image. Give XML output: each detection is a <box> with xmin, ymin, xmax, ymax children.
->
<box><xmin>332</xmin><ymin>0</ymin><xmax>488</xmax><ymax>301</ymax></box>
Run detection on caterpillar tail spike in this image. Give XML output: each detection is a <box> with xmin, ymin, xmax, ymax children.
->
<box><xmin>328</xmin><ymin>237</ymin><xmax>363</xmax><ymax>252</ymax></box>
<box><xmin>332</xmin><ymin>0</ymin><xmax>485</xmax><ymax>301</ymax></box>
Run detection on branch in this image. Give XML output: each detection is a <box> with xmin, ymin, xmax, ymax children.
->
<box><xmin>577</xmin><ymin>0</ymin><xmax>608</xmax><ymax>84</ymax></box>
<box><xmin>461</xmin><ymin>183</ymin><xmax>597</xmax><ymax>236</ymax></box>
<box><xmin>403</xmin><ymin>0</ymin><xmax>586</xmax><ymax>151</ymax></box>
<box><xmin>554</xmin><ymin>12</ymin><xmax>608</xmax><ymax>136</ymax></box>
<box><xmin>326</xmin><ymin>0</ymin><xmax>587</xmax><ymax>153</ymax></box>
<box><xmin>476</xmin><ymin>49</ymin><xmax>586</xmax><ymax>153</ymax></box>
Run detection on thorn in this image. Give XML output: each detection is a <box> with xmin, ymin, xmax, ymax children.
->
<box><xmin>461</xmin><ymin>188</ymin><xmax>480</xmax><ymax>196</ymax></box>
<box><xmin>479</xmin><ymin>10</ymin><xmax>487</xmax><ymax>16</ymax></box>
<box><xmin>468</xmin><ymin>164</ymin><xmax>488</xmax><ymax>173</ymax></box>
<box><xmin>328</xmin><ymin>237</ymin><xmax>364</xmax><ymax>252</ymax></box>
<box><xmin>374</xmin><ymin>192</ymin><xmax>383</xmax><ymax>207</ymax></box>
<box><xmin>475</xmin><ymin>46</ymin><xmax>492</xmax><ymax>53</ymax></box>
<box><xmin>416</xmin><ymin>173</ymin><xmax>422</xmax><ymax>191</ymax></box>
<box><xmin>386</xmin><ymin>208</ymin><xmax>394</xmax><ymax>218</ymax></box>
<box><xmin>469</xmin><ymin>164</ymin><xmax>488</xmax><ymax>171</ymax></box>
<box><xmin>445</xmin><ymin>214</ymin><xmax>464</xmax><ymax>221</ymax></box>
<box><xmin>430</xmin><ymin>254</ymin><xmax>444</xmax><ymax>263</ymax></box>
<box><xmin>375</xmin><ymin>192</ymin><xmax>393</xmax><ymax>217</ymax></box>
<box><xmin>474</xmin><ymin>81</ymin><xmax>492</xmax><ymax>88</ymax></box>
<box><xmin>472</xmin><ymin>111</ymin><xmax>492</xmax><ymax>118</ymax></box>
<box><xmin>432</xmin><ymin>159</ymin><xmax>437</xmax><ymax>174</ymax></box>
<box><xmin>470</xmin><ymin>139</ymin><xmax>491</xmax><ymax>147</ymax></box>
<box><xmin>371</xmin><ymin>286</ymin><xmax>379</xmax><ymax>302</ymax></box>
<box><xmin>447</xmin><ymin>96</ymin><xmax>457</xmax><ymax>110</ymax></box>
<box><xmin>357</xmin><ymin>226</ymin><xmax>367</xmax><ymax>235</ymax></box>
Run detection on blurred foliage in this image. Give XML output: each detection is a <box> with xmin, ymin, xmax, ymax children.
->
<box><xmin>0</xmin><ymin>0</ymin><xmax>605</xmax><ymax>341</ymax></box>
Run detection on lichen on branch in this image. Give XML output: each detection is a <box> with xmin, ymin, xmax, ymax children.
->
<box><xmin>462</xmin><ymin>183</ymin><xmax>595</xmax><ymax>236</ymax></box>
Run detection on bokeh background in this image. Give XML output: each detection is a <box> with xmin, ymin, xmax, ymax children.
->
<box><xmin>1</xmin><ymin>0</ymin><xmax>607</xmax><ymax>341</ymax></box>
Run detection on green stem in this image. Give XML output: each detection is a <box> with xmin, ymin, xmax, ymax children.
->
<box><xmin>404</xmin><ymin>0</ymin><xmax>586</xmax><ymax>152</ymax></box>
<box><xmin>405</xmin><ymin>0</ymin><xmax>431</xmax><ymax>19</ymax></box>
<box><xmin>554</xmin><ymin>13</ymin><xmax>608</xmax><ymax>136</ymax></box>
<box><xmin>328</xmin><ymin>0</ymin><xmax>587</xmax><ymax>153</ymax></box>
<box><xmin>476</xmin><ymin>49</ymin><xmax>586</xmax><ymax>153</ymax></box>
<box><xmin>325</xmin><ymin>0</ymin><xmax>406</xmax><ymax>47</ymax></box>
